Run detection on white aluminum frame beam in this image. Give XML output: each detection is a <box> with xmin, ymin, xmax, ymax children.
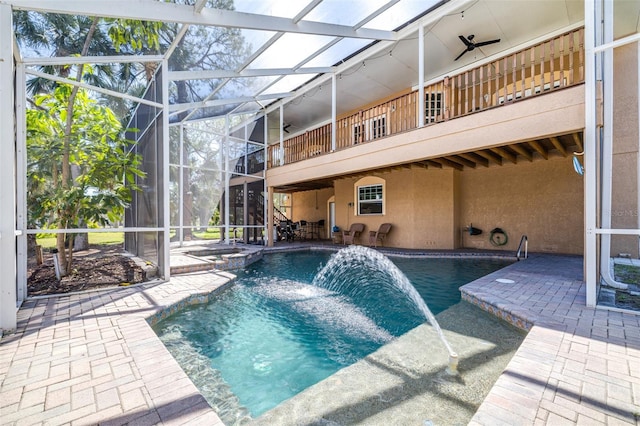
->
<box><xmin>169</xmin><ymin>67</ymin><xmax>335</xmax><ymax>81</ymax></box>
<box><xmin>244</xmin><ymin>0</ymin><xmax>476</xmax><ymax>121</ymax></box>
<box><xmin>0</xmin><ymin>3</ymin><xmax>17</xmax><ymax>332</ymax></box>
<box><xmin>180</xmin><ymin>0</ymin><xmax>323</xmax><ymax>123</ymax></box>
<box><xmin>22</xmin><ymin>54</ymin><xmax>164</xmax><ymax>66</ymax></box>
<box><xmin>6</xmin><ymin>0</ymin><xmax>396</xmax><ymax>41</ymax></box>
<box><xmin>26</xmin><ymin>69</ymin><xmax>163</xmax><ymax>108</ymax></box>
<box><xmin>225</xmin><ymin>0</ymin><xmax>402</xmax><ymax>118</ymax></box>
<box><xmin>168</xmin><ymin>92</ymin><xmax>293</xmax><ymax>113</ymax></box>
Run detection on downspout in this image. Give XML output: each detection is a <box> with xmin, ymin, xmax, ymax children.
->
<box><xmin>599</xmin><ymin>0</ymin><xmax>628</xmax><ymax>290</ymax></box>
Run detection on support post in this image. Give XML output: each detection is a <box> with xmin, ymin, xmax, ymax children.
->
<box><xmin>0</xmin><ymin>4</ymin><xmax>17</xmax><ymax>332</ymax></box>
<box><xmin>331</xmin><ymin>73</ymin><xmax>337</xmax><ymax>151</ymax></box>
<box><xmin>161</xmin><ymin>59</ymin><xmax>171</xmax><ymax>280</ymax></box>
<box><xmin>263</xmin><ymin>111</ymin><xmax>268</xmax><ymax>245</ymax></box>
<box><xmin>224</xmin><ymin>115</ymin><xmax>231</xmax><ymax>244</ymax></box>
<box><xmin>279</xmin><ymin>105</ymin><xmax>284</xmax><ymax>165</ymax></box>
<box><xmin>418</xmin><ymin>25</ymin><xmax>425</xmax><ymax>128</ymax></box>
<box><xmin>178</xmin><ymin>123</ymin><xmax>184</xmax><ymax>246</ymax></box>
<box><xmin>16</xmin><ymin>61</ymin><xmax>27</xmax><ymax>305</ymax></box>
<box><xmin>584</xmin><ymin>0</ymin><xmax>598</xmax><ymax>307</ymax></box>
<box><xmin>267</xmin><ymin>186</ymin><xmax>275</xmax><ymax>247</ymax></box>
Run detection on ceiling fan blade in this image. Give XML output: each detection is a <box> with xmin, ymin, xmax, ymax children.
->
<box><xmin>454</xmin><ymin>49</ymin><xmax>468</xmax><ymax>61</ymax></box>
<box><xmin>458</xmin><ymin>35</ymin><xmax>472</xmax><ymax>46</ymax></box>
<box><xmin>475</xmin><ymin>39</ymin><xmax>501</xmax><ymax>47</ymax></box>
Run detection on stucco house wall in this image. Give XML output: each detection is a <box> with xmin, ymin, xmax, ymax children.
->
<box><xmin>292</xmin><ymin>155</ymin><xmax>584</xmax><ymax>254</ymax></box>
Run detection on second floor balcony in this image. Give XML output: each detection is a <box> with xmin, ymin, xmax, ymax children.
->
<box><xmin>267</xmin><ymin>27</ymin><xmax>585</xmax><ymax>170</ymax></box>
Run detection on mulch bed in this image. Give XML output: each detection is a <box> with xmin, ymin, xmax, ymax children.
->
<box><xmin>28</xmin><ymin>245</ymin><xmax>148</xmax><ymax>296</ymax></box>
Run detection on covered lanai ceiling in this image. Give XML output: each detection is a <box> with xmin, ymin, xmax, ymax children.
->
<box><xmin>8</xmin><ymin>0</ymin><xmax>640</xmax><ymax>140</ymax></box>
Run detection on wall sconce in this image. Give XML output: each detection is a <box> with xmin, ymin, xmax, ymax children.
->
<box><xmin>348</xmin><ymin>202</ymin><xmax>353</xmax><ymax>207</ymax></box>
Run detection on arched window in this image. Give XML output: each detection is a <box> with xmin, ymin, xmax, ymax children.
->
<box><xmin>354</xmin><ymin>176</ymin><xmax>385</xmax><ymax>216</ymax></box>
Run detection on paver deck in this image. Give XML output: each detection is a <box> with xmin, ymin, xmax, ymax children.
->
<box><xmin>462</xmin><ymin>254</ymin><xmax>640</xmax><ymax>425</ymax></box>
<box><xmin>1</xmin><ymin>248</ymin><xmax>639</xmax><ymax>425</ymax></box>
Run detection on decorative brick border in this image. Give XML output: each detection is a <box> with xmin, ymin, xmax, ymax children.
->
<box><xmin>460</xmin><ymin>292</ymin><xmax>534</xmax><ymax>331</ymax></box>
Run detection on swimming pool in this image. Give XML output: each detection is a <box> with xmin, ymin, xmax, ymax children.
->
<box><xmin>153</xmin><ymin>249</ymin><xmax>511</xmax><ymax>424</ymax></box>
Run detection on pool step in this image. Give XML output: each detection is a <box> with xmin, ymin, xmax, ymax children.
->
<box><xmin>170</xmin><ymin>249</ymin><xmax>263</xmax><ymax>275</ymax></box>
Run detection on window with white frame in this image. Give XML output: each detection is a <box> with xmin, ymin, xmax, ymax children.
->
<box><xmin>425</xmin><ymin>92</ymin><xmax>442</xmax><ymax>123</ymax></box>
<box><xmin>370</xmin><ymin>115</ymin><xmax>386</xmax><ymax>139</ymax></box>
<box><xmin>358</xmin><ymin>184</ymin><xmax>383</xmax><ymax>215</ymax></box>
<box><xmin>352</xmin><ymin>114</ymin><xmax>387</xmax><ymax>144</ymax></box>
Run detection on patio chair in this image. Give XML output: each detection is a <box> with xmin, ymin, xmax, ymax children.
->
<box><xmin>342</xmin><ymin>223</ymin><xmax>365</xmax><ymax>245</ymax></box>
<box><xmin>294</xmin><ymin>220</ymin><xmax>307</xmax><ymax>241</ymax></box>
<box><xmin>369</xmin><ymin>223</ymin><xmax>392</xmax><ymax>247</ymax></box>
<box><xmin>316</xmin><ymin>219</ymin><xmax>325</xmax><ymax>239</ymax></box>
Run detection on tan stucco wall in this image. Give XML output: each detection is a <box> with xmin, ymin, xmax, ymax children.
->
<box><xmin>327</xmin><ymin>169</ymin><xmax>457</xmax><ymax>248</ymax></box>
<box><xmin>291</xmin><ymin>188</ymin><xmax>334</xmax><ymax>224</ymax></box>
<box><xmin>459</xmin><ymin>156</ymin><xmax>584</xmax><ymax>254</ymax></box>
<box><xmin>292</xmin><ymin>156</ymin><xmax>584</xmax><ymax>254</ymax></box>
<box><xmin>610</xmin><ymin>43</ymin><xmax>639</xmax><ymax>257</ymax></box>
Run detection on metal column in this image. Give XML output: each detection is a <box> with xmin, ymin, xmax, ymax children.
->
<box><xmin>0</xmin><ymin>4</ymin><xmax>17</xmax><ymax>331</ymax></box>
<box><xmin>584</xmin><ymin>0</ymin><xmax>598</xmax><ymax>307</ymax></box>
<box><xmin>161</xmin><ymin>59</ymin><xmax>171</xmax><ymax>280</ymax></box>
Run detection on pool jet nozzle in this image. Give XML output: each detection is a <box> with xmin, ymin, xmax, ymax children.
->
<box><xmin>446</xmin><ymin>353</ymin><xmax>459</xmax><ymax>375</ymax></box>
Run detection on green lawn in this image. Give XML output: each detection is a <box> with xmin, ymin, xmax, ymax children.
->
<box><xmin>36</xmin><ymin>228</ymin><xmax>227</xmax><ymax>248</ymax></box>
<box><xmin>37</xmin><ymin>232</ymin><xmax>125</xmax><ymax>249</ymax></box>
<box><xmin>614</xmin><ymin>263</ymin><xmax>640</xmax><ymax>285</ymax></box>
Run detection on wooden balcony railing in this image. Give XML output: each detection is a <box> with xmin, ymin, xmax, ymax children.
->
<box><xmin>267</xmin><ymin>27</ymin><xmax>584</xmax><ymax>168</ymax></box>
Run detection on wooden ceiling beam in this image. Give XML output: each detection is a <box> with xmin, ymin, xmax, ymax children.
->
<box><xmin>431</xmin><ymin>158</ymin><xmax>463</xmax><ymax>171</ymax></box>
<box><xmin>445</xmin><ymin>155</ymin><xmax>476</xmax><ymax>169</ymax></box>
<box><xmin>510</xmin><ymin>144</ymin><xmax>533</xmax><ymax>162</ymax></box>
<box><xmin>458</xmin><ymin>152</ymin><xmax>489</xmax><ymax>167</ymax></box>
<box><xmin>490</xmin><ymin>147</ymin><xmax>517</xmax><ymax>164</ymax></box>
<box><xmin>425</xmin><ymin>160</ymin><xmax>442</xmax><ymax>168</ymax></box>
<box><xmin>476</xmin><ymin>149</ymin><xmax>503</xmax><ymax>165</ymax></box>
<box><xmin>550</xmin><ymin>136</ymin><xmax>568</xmax><ymax>157</ymax></box>
<box><xmin>528</xmin><ymin>139</ymin><xmax>548</xmax><ymax>160</ymax></box>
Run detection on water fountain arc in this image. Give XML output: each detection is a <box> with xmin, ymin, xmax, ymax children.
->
<box><xmin>312</xmin><ymin>245</ymin><xmax>459</xmax><ymax>375</ymax></box>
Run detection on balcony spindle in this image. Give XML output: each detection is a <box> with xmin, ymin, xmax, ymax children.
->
<box><xmin>540</xmin><ymin>40</ymin><xmax>546</xmax><ymax>92</ymax></box>
<box><xmin>550</xmin><ymin>38</ymin><xmax>555</xmax><ymax>90</ymax></box>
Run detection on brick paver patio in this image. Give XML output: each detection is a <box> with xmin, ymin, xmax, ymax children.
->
<box><xmin>462</xmin><ymin>254</ymin><xmax>640</xmax><ymax>425</ymax></box>
<box><xmin>1</xmin><ymin>249</ymin><xmax>639</xmax><ymax>425</ymax></box>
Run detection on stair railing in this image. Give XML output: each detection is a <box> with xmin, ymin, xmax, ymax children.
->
<box><xmin>516</xmin><ymin>235</ymin><xmax>528</xmax><ymax>261</ymax></box>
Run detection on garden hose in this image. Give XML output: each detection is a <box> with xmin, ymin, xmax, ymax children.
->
<box><xmin>489</xmin><ymin>228</ymin><xmax>508</xmax><ymax>246</ymax></box>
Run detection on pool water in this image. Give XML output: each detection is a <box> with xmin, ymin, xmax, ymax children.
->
<box><xmin>153</xmin><ymin>251</ymin><xmax>510</xmax><ymax>423</ymax></box>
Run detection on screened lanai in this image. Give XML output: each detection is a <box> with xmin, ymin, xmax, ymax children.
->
<box><xmin>0</xmin><ymin>0</ymin><xmax>639</xmax><ymax>332</ymax></box>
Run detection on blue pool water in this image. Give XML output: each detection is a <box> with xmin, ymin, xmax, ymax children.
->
<box><xmin>153</xmin><ymin>250</ymin><xmax>510</xmax><ymax>422</ymax></box>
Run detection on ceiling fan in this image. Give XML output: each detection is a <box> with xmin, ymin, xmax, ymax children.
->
<box><xmin>454</xmin><ymin>34</ymin><xmax>500</xmax><ymax>61</ymax></box>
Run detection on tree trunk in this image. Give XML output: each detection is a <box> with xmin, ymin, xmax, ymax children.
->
<box><xmin>56</xmin><ymin>18</ymin><xmax>98</xmax><ymax>276</ymax></box>
<box><xmin>71</xmin><ymin>164</ymin><xmax>89</xmax><ymax>250</ymax></box>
